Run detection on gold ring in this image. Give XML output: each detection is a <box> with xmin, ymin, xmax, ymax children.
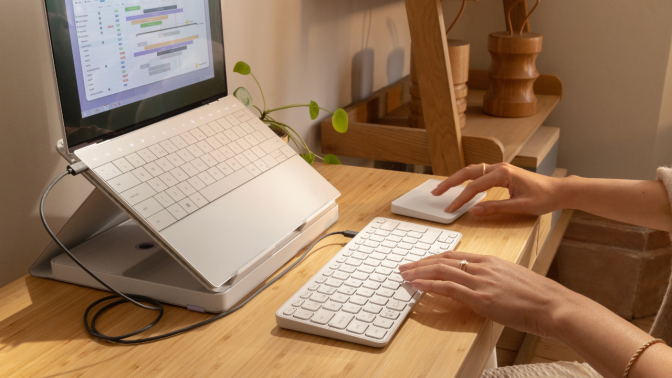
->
<box><xmin>482</xmin><ymin>163</ymin><xmax>486</xmax><ymax>177</ymax></box>
<box><xmin>460</xmin><ymin>259</ymin><xmax>469</xmax><ymax>272</ymax></box>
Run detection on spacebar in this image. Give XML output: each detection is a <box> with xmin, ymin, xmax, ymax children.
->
<box><xmin>200</xmin><ymin>169</ymin><xmax>255</xmax><ymax>202</ymax></box>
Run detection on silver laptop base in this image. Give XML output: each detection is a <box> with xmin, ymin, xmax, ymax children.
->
<box><xmin>30</xmin><ymin>188</ymin><xmax>338</xmax><ymax>313</ymax></box>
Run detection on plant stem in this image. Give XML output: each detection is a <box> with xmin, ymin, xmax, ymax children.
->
<box><xmin>265</xmin><ymin>104</ymin><xmax>310</xmax><ymax>114</ymax></box>
<box><xmin>253</xmin><ymin>105</ymin><xmax>263</xmax><ymax>117</ymax></box>
<box><xmin>250</xmin><ymin>73</ymin><xmax>267</xmax><ymax>112</ymax></box>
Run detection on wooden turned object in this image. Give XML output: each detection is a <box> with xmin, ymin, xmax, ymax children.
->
<box><xmin>410</xmin><ymin>39</ymin><xmax>469</xmax><ymax>129</ymax></box>
<box><xmin>483</xmin><ymin>31</ymin><xmax>542</xmax><ymax>118</ymax></box>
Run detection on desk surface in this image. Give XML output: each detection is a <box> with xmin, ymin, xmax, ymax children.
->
<box><xmin>0</xmin><ymin>164</ymin><xmax>540</xmax><ymax>378</ymax></box>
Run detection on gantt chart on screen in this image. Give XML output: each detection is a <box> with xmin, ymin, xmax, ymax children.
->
<box><xmin>73</xmin><ymin>0</ymin><xmax>210</xmax><ymax>101</ymax></box>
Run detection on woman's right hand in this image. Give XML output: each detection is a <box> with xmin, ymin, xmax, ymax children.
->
<box><xmin>434</xmin><ymin>163</ymin><xmax>563</xmax><ymax>216</ymax></box>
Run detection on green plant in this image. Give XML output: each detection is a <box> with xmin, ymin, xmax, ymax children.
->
<box><xmin>232</xmin><ymin>61</ymin><xmax>348</xmax><ymax>165</ymax></box>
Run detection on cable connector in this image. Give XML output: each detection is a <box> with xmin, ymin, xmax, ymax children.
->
<box><xmin>343</xmin><ymin>230</ymin><xmax>359</xmax><ymax>238</ymax></box>
<box><xmin>67</xmin><ymin>162</ymin><xmax>89</xmax><ymax>176</ymax></box>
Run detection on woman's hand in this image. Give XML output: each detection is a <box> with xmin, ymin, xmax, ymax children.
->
<box><xmin>434</xmin><ymin>163</ymin><xmax>562</xmax><ymax>216</ymax></box>
<box><xmin>399</xmin><ymin>251</ymin><xmax>576</xmax><ymax>338</ymax></box>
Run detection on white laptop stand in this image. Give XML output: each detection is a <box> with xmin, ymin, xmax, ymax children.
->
<box><xmin>30</xmin><ymin>173</ymin><xmax>338</xmax><ymax>313</ymax></box>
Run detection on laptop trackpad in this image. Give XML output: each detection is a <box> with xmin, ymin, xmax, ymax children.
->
<box><xmin>159</xmin><ymin>155</ymin><xmax>340</xmax><ymax>289</ymax></box>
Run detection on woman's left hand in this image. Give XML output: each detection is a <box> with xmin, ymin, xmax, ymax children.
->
<box><xmin>399</xmin><ymin>251</ymin><xmax>576</xmax><ymax>338</ymax></box>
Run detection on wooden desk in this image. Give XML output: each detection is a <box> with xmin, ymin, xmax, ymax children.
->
<box><xmin>0</xmin><ymin>164</ymin><xmax>543</xmax><ymax>377</ymax></box>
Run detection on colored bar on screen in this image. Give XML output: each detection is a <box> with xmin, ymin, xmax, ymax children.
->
<box><xmin>126</xmin><ymin>8</ymin><xmax>183</xmax><ymax>21</ymax></box>
<box><xmin>133</xmin><ymin>40</ymin><xmax>193</xmax><ymax>57</ymax></box>
<box><xmin>130</xmin><ymin>15</ymin><xmax>168</xmax><ymax>25</ymax></box>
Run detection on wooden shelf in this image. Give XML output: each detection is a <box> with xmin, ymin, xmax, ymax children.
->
<box><xmin>321</xmin><ymin>70</ymin><xmax>562</xmax><ymax>166</ymax></box>
<box><xmin>511</xmin><ymin>126</ymin><xmax>560</xmax><ymax>168</ymax></box>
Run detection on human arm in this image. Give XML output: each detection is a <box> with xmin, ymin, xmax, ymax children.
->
<box><xmin>434</xmin><ymin>163</ymin><xmax>672</xmax><ymax>232</ymax></box>
<box><xmin>399</xmin><ymin>252</ymin><xmax>672</xmax><ymax>378</ymax></box>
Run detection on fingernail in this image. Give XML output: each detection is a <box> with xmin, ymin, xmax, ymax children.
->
<box><xmin>410</xmin><ymin>281</ymin><xmax>422</xmax><ymax>289</ymax></box>
<box><xmin>446</xmin><ymin>205</ymin><xmax>455</xmax><ymax>213</ymax></box>
<box><xmin>472</xmin><ymin>205</ymin><xmax>484</xmax><ymax>215</ymax></box>
<box><xmin>400</xmin><ymin>271</ymin><xmax>408</xmax><ymax>278</ymax></box>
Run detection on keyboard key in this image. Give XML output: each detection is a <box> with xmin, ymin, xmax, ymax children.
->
<box><xmin>380</xmin><ymin>309</ymin><xmax>400</xmax><ymax>320</ymax></box>
<box><xmin>363</xmin><ymin>259</ymin><xmax>380</xmax><ymax>267</ymax></box>
<box><xmin>349</xmin><ymin>296</ymin><xmax>368</xmax><ymax>306</ymax></box>
<box><xmin>244</xmin><ymin>134</ymin><xmax>259</xmax><ymax>147</ymax></box>
<box><xmin>125</xmin><ymin>153</ymin><xmax>146</xmax><ymax>168</ymax></box>
<box><xmin>94</xmin><ymin>163</ymin><xmax>122</xmax><ymax>180</ymax></box>
<box><xmin>357</xmin><ymin>288</ymin><xmax>375</xmax><ymax>298</ymax></box>
<box><xmin>176</xmin><ymin>181</ymin><xmax>197</xmax><ymax>196</ymax></box>
<box><xmin>377</xmin><ymin>288</ymin><xmax>396</xmax><ymax>298</ymax></box>
<box><xmin>159</xmin><ymin>140</ymin><xmax>179</xmax><ymax>154</ymax></box>
<box><xmin>283</xmin><ymin>307</ymin><xmax>296</xmax><ymax>316</ymax></box>
<box><xmin>186</xmin><ymin>144</ymin><xmax>205</xmax><ymax>158</ymax></box>
<box><xmin>344</xmin><ymin>278</ymin><xmax>363</xmax><ymax>288</ymax></box>
<box><xmin>180</xmin><ymin>162</ymin><xmax>200</xmax><ymax>177</ymax></box>
<box><xmin>293</xmin><ymin>309</ymin><xmax>313</xmax><ymax>320</ymax></box>
<box><xmin>332</xmin><ymin>271</ymin><xmax>349</xmax><ymax>280</ymax></box>
<box><xmin>187</xmin><ymin>176</ymin><xmax>207</xmax><ymax>191</ymax></box>
<box><xmin>387</xmin><ymin>254</ymin><xmax>403</xmax><ymax>263</ymax></box>
<box><xmin>317</xmin><ymin>286</ymin><xmax>336</xmax><ymax>295</ymax></box>
<box><xmin>252</xmin><ymin>131</ymin><xmax>267</xmax><ymax>143</ymax></box>
<box><xmin>169</xmin><ymin>167</ymin><xmax>189</xmax><ymax>182</ymax></box>
<box><xmin>170</xmin><ymin>135</ymin><xmax>189</xmax><ymax>149</ymax></box>
<box><xmin>388</xmin><ymin>273</ymin><xmax>404</xmax><ymax>283</ymax></box>
<box><xmin>178</xmin><ymin>198</ymin><xmax>198</xmax><ymax>214</ymax></box>
<box><xmin>176</xmin><ymin>149</ymin><xmax>195</xmax><ymax>162</ymax></box>
<box><xmin>112</xmin><ymin>158</ymin><xmax>134</xmax><ymax>173</ymax></box>
<box><xmin>232</xmin><ymin>125</ymin><xmax>246</xmax><ymax>138</ymax></box>
<box><xmin>358</xmin><ymin>246</ymin><xmax>374</xmax><ymax>254</ymax></box>
<box><xmin>166</xmin><ymin>203</ymin><xmax>188</xmax><ymax>220</ymax></box>
<box><xmin>137</xmin><ymin>149</ymin><xmax>158</xmax><ymax>162</ymax></box>
<box><xmin>189</xmin><ymin>128</ymin><xmax>207</xmax><ymax>141</ymax></box>
<box><xmin>148</xmin><ymin>144</ymin><xmax>168</xmax><ymax>158</ymax></box>
<box><xmin>154</xmin><ymin>192</ymin><xmax>175</xmax><ymax>207</ymax></box>
<box><xmin>133</xmin><ymin>197</ymin><xmax>163</xmax><ymax>218</ymax></box>
<box><xmin>375</xmin><ymin>267</ymin><xmax>393</xmax><ymax>276</ymax></box>
<box><xmin>381</xmin><ymin>261</ymin><xmax>397</xmax><ymax>269</ymax></box>
<box><xmin>308</xmin><ymin>284</ymin><xmax>319</xmax><ymax>291</ymax></box>
<box><xmin>393</xmin><ymin>283</ymin><xmax>417</xmax><ymax>302</ymax></box>
<box><xmin>216</xmin><ymin>117</ymin><xmax>232</xmax><ymax>129</ymax></box>
<box><xmin>207</xmin><ymin>167</ymin><xmax>226</xmax><ymax>181</ymax></box>
<box><xmin>369</xmin><ymin>274</ymin><xmax>387</xmax><ymax>283</ymax></box>
<box><xmin>356</xmin><ymin>313</ymin><xmax>376</xmax><ymax>323</ymax></box>
<box><xmin>143</xmin><ymin>162</ymin><xmax>164</xmax><ymax>177</ymax></box>
<box><xmin>158</xmin><ymin>172</ymin><xmax>179</xmax><ymax>188</ymax></box>
<box><xmin>365</xmin><ymin>326</ymin><xmax>387</xmax><ymax>339</ymax></box>
<box><xmin>147</xmin><ymin>177</ymin><xmax>168</xmax><ymax>192</ymax></box>
<box><xmin>225</xmin><ymin>114</ymin><xmax>240</xmax><ymax>125</ymax></box>
<box><xmin>328</xmin><ymin>313</ymin><xmax>353</xmax><ymax>330</ymax></box>
<box><xmin>259</xmin><ymin>137</ymin><xmax>285</xmax><ymax>154</ymax></box>
<box><xmin>345</xmin><ymin>258</ymin><xmax>362</xmax><ymax>267</ymax></box>
<box><xmin>391</xmin><ymin>248</ymin><xmax>408</xmax><ymax>256</ymax></box>
<box><xmin>223</xmin><ymin>129</ymin><xmax>238</xmax><ymax>141</ymax></box>
<box><xmin>325</xmin><ymin>278</ymin><xmax>342</xmax><ymax>288</ymax></box>
<box><xmin>322</xmin><ymin>302</ymin><xmax>342</xmax><ymax>312</ymax></box>
<box><xmin>215</xmin><ymin>162</ymin><xmax>234</xmax><ymax>176</ymax></box>
<box><xmin>357</xmin><ymin>265</ymin><xmax>375</xmax><ymax>274</ymax></box>
<box><xmin>165</xmin><ymin>153</ymin><xmax>186</xmax><ymax>167</ymax></box>
<box><xmin>228</xmin><ymin>141</ymin><xmax>244</xmax><ymax>155</ymax></box>
<box><xmin>165</xmin><ymin>186</ymin><xmax>186</xmax><ymax>202</ymax></box>
<box><xmin>373</xmin><ymin>318</ymin><xmax>394</xmax><ymax>329</ymax></box>
<box><xmin>362</xmin><ymin>303</ymin><xmax>382</xmax><ymax>314</ymax></box>
<box><xmin>370</xmin><ymin>252</ymin><xmax>386</xmax><ymax>261</ymax></box>
<box><xmin>218</xmin><ymin>145</ymin><xmax>236</xmax><ymax>159</ymax></box>
<box><xmin>253</xmin><ymin>159</ymin><xmax>270</xmax><ymax>172</ymax></box>
<box><xmin>338</xmin><ymin>265</ymin><xmax>357</xmax><ymax>274</ymax></box>
<box><xmin>363</xmin><ymin>281</ymin><xmax>381</xmax><ymax>290</ymax></box>
<box><xmin>419</xmin><ymin>229</ymin><xmax>442</xmax><ymax>244</ymax></box>
<box><xmin>330</xmin><ymin>293</ymin><xmax>349</xmax><ymax>303</ymax></box>
<box><xmin>402</xmin><ymin>237</ymin><xmax>418</xmax><ymax>244</ymax></box>
<box><xmin>155</xmin><ymin>157</ymin><xmax>175</xmax><ymax>172</ymax></box>
<box><xmin>310</xmin><ymin>293</ymin><xmax>329</xmax><ymax>303</ymax></box>
<box><xmin>337</xmin><ymin>286</ymin><xmax>357</xmax><ymax>295</ymax></box>
<box><xmin>302</xmin><ymin>301</ymin><xmax>321</xmax><ymax>312</ymax></box>
<box><xmin>108</xmin><ymin>172</ymin><xmax>141</xmax><ymax>193</ymax></box>
<box><xmin>346</xmin><ymin>320</ymin><xmax>368</xmax><ymax>334</ymax></box>
<box><xmin>190</xmin><ymin>158</ymin><xmax>209</xmax><ymax>172</ymax></box>
<box><xmin>226</xmin><ymin>158</ymin><xmax>243</xmax><ymax>171</ymax></box>
<box><xmin>189</xmin><ymin>192</ymin><xmax>209</xmax><ymax>208</ymax></box>
<box><xmin>351</xmin><ymin>272</ymin><xmax>369</xmax><ymax>281</ymax></box>
<box><xmin>120</xmin><ymin>183</ymin><xmax>157</xmax><ymax>206</ymax></box>
<box><xmin>214</xmin><ymin>133</ymin><xmax>232</xmax><ymax>146</ymax></box>
<box><xmin>397</xmin><ymin>223</ymin><xmax>427</xmax><ymax>233</ymax></box>
<box><xmin>196</xmin><ymin>140</ymin><xmax>214</xmax><ymax>154</ymax></box>
<box><xmin>280</xmin><ymin>145</ymin><xmax>296</xmax><ymax>157</ymax></box>
<box><xmin>209</xmin><ymin>150</ymin><xmax>227</xmax><ymax>164</ymax></box>
<box><xmin>386</xmin><ymin>300</ymin><xmax>406</xmax><ymax>311</ymax></box>
<box><xmin>342</xmin><ymin>304</ymin><xmax>361</xmax><ymax>314</ymax></box>
<box><xmin>146</xmin><ymin>209</ymin><xmax>177</xmax><ymax>231</ymax></box>
<box><xmin>199</xmin><ymin>124</ymin><xmax>216</xmax><ymax>137</ymax></box>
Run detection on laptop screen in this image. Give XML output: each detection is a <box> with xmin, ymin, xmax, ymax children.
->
<box><xmin>45</xmin><ymin>0</ymin><xmax>227</xmax><ymax>151</ymax></box>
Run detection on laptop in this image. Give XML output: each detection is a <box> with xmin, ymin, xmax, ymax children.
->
<box><xmin>43</xmin><ymin>0</ymin><xmax>340</xmax><ymax>292</ymax></box>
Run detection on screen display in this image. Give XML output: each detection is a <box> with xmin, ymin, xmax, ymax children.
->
<box><xmin>45</xmin><ymin>0</ymin><xmax>227</xmax><ymax>150</ymax></box>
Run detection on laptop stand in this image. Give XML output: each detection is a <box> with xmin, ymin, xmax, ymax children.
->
<box><xmin>30</xmin><ymin>186</ymin><xmax>338</xmax><ymax>313</ymax></box>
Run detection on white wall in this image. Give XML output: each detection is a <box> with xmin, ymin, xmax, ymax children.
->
<box><xmin>0</xmin><ymin>0</ymin><xmax>410</xmax><ymax>288</ymax></box>
<box><xmin>445</xmin><ymin>0</ymin><xmax>672</xmax><ymax>180</ymax></box>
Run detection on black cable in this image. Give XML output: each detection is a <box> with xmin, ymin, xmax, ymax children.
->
<box><xmin>41</xmin><ymin>169</ymin><xmax>356</xmax><ymax>344</ymax></box>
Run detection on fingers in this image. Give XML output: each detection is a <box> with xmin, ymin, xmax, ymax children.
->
<box><xmin>471</xmin><ymin>198</ymin><xmax>527</xmax><ymax>216</ymax></box>
<box><xmin>409</xmin><ymin>279</ymin><xmax>479</xmax><ymax>305</ymax></box>
<box><xmin>400</xmin><ymin>261</ymin><xmax>480</xmax><ymax>289</ymax></box>
<box><xmin>431</xmin><ymin>164</ymin><xmax>495</xmax><ymax>196</ymax></box>
<box><xmin>399</xmin><ymin>251</ymin><xmax>488</xmax><ymax>272</ymax></box>
<box><xmin>445</xmin><ymin>168</ymin><xmax>509</xmax><ymax>212</ymax></box>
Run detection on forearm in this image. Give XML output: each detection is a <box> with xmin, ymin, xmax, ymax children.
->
<box><xmin>551</xmin><ymin>292</ymin><xmax>672</xmax><ymax>378</ymax></box>
<box><xmin>555</xmin><ymin>176</ymin><xmax>672</xmax><ymax>232</ymax></box>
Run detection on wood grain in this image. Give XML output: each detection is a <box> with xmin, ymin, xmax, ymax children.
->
<box><xmin>0</xmin><ymin>164</ymin><xmax>542</xmax><ymax>378</ymax></box>
<box><xmin>405</xmin><ymin>0</ymin><xmax>465</xmax><ymax>175</ymax></box>
<box><xmin>511</xmin><ymin>126</ymin><xmax>560</xmax><ymax>168</ymax></box>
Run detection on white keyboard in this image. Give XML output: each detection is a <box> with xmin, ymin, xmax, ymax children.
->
<box><xmin>276</xmin><ymin>217</ymin><xmax>462</xmax><ymax>347</ymax></box>
<box><xmin>89</xmin><ymin>108</ymin><xmax>296</xmax><ymax>231</ymax></box>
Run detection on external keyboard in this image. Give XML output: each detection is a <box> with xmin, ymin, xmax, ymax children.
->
<box><xmin>276</xmin><ymin>217</ymin><xmax>462</xmax><ymax>347</ymax></box>
<box><xmin>89</xmin><ymin>108</ymin><xmax>296</xmax><ymax>231</ymax></box>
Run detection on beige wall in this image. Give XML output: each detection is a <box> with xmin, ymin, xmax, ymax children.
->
<box><xmin>445</xmin><ymin>0</ymin><xmax>672</xmax><ymax>180</ymax></box>
<box><xmin>0</xmin><ymin>0</ymin><xmax>410</xmax><ymax>288</ymax></box>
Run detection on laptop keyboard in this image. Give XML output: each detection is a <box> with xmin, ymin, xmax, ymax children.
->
<box><xmin>91</xmin><ymin>109</ymin><xmax>297</xmax><ymax>231</ymax></box>
<box><xmin>276</xmin><ymin>217</ymin><xmax>462</xmax><ymax>347</ymax></box>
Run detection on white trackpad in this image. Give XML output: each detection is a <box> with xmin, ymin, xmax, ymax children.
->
<box><xmin>391</xmin><ymin>179</ymin><xmax>486</xmax><ymax>224</ymax></box>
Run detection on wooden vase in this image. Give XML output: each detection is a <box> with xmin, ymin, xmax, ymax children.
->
<box><xmin>483</xmin><ymin>31</ymin><xmax>542</xmax><ymax>118</ymax></box>
<box><xmin>409</xmin><ymin>39</ymin><xmax>469</xmax><ymax>129</ymax></box>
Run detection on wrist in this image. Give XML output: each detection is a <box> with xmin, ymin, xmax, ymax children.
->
<box><xmin>552</xmin><ymin>175</ymin><xmax>584</xmax><ymax>211</ymax></box>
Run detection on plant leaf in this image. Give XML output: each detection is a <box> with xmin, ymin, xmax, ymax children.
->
<box><xmin>332</xmin><ymin>108</ymin><xmax>348</xmax><ymax>133</ymax></box>
<box><xmin>300</xmin><ymin>152</ymin><xmax>316</xmax><ymax>164</ymax></box>
<box><xmin>323</xmin><ymin>154</ymin><xmax>341</xmax><ymax>165</ymax></box>
<box><xmin>233</xmin><ymin>87</ymin><xmax>253</xmax><ymax>109</ymax></box>
<box><xmin>309</xmin><ymin>101</ymin><xmax>319</xmax><ymax>120</ymax></box>
<box><xmin>233</xmin><ymin>61</ymin><xmax>251</xmax><ymax>75</ymax></box>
